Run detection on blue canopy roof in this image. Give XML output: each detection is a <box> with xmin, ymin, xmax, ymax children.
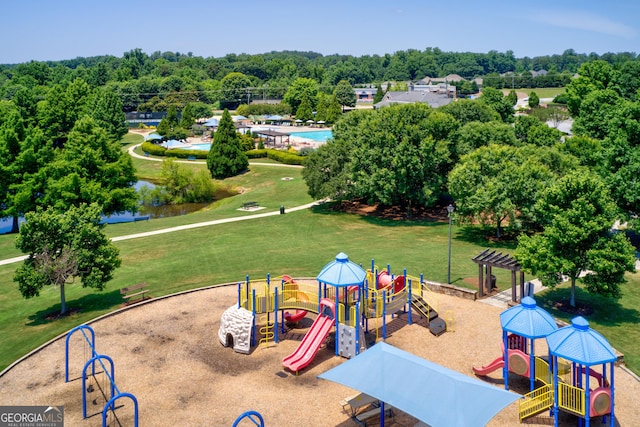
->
<box><xmin>203</xmin><ymin>118</ymin><xmax>219</xmax><ymax>127</ymax></box>
<box><xmin>546</xmin><ymin>316</ymin><xmax>617</xmax><ymax>365</ymax></box>
<box><xmin>144</xmin><ymin>132</ymin><xmax>162</xmax><ymax>141</ymax></box>
<box><xmin>316</xmin><ymin>252</ymin><xmax>366</xmax><ymax>287</ymax></box>
<box><xmin>318</xmin><ymin>342</ymin><xmax>521</xmax><ymax>427</ymax></box>
<box><xmin>500</xmin><ymin>296</ymin><xmax>558</xmax><ymax>338</ymax></box>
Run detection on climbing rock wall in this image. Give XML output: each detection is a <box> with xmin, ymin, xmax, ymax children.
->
<box><xmin>218</xmin><ymin>305</ymin><xmax>254</xmax><ymax>354</ymax></box>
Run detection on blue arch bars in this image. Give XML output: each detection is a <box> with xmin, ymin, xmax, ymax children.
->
<box><xmin>65</xmin><ymin>325</ymin><xmax>139</xmax><ymax>427</ymax></box>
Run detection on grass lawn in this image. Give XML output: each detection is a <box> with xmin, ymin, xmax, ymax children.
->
<box><xmin>513</xmin><ymin>87</ymin><xmax>566</xmax><ymax>99</ymax></box>
<box><xmin>1</xmin><ymin>131</ymin><xmax>639</xmax><ymax>378</ymax></box>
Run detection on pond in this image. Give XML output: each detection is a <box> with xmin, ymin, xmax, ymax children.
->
<box><xmin>0</xmin><ymin>182</ymin><xmax>237</xmax><ymax>234</ymax></box>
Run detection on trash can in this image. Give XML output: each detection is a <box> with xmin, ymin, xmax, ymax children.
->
<box><xmin>280</xmin><ymin>205</ymin><xmax>285</xmax><ymax>215</ymax></box>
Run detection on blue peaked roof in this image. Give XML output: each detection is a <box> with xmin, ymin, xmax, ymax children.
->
<box><xmin>316</xmin><ymin>252</ymin><xmax>366</xmax><ymax>287</ymax></box>
<box><xmin>546</xmin><ymin>316</ymin><xmax>617</xmax><ymax>365</ymax></box>
<box><xmin>318</xmin><ymin>342</ymin><xmax>521</xmax><ymax>427</ymax></box>
<box><xmin>500</xmin><ymin>296</ymin><xmax>558</xmax><ymax>338</ymax></box>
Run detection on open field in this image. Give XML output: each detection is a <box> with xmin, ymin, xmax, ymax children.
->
<box><xmin>1</xmin><ymin>128</ymin><xmax>639</xmax><ymax>382</ymax></box>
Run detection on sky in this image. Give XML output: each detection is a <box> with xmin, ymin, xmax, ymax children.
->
<box><xmin>1</xmin><ymin>0</ymin><xmax>639</xmax><ymax>64</ymax></box>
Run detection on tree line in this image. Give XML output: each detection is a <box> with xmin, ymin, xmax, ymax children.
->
<box><xmin>2</xmin><ymin>48</ymin><xmax>638</xmax><ymax>112</ymax></box>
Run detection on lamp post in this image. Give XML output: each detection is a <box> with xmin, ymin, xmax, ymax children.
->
<box><xmin>447</xmin><ymin>204</ymin><xmax>455</xmax><ymax>284</ymax></box>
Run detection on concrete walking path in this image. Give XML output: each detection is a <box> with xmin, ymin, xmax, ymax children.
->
<box><xmin>0</xmin><ymin>199</ymin><xmax>326</xmax><ymax>266</ymax></box>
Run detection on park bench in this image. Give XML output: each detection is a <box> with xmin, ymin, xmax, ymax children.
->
<box><xmin>353</xmin><ymin>406</ymin><xmax>393</xmax><ymax>426</ymax></box>
<box><xmin>120</xmin><ymin>282</ymin><xmax>149</xmax><ymax>304</ymax></box>
<box><xmin>243</xmin><ymin>201</ymin><xmax>259</xmax><ymax>210</ymax></box>
<box><xmin>187</xmin><ymin>155</ymin><xmax>196</xmax><ymax>161</ymax></box>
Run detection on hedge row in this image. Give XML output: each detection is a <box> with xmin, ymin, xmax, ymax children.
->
<box><xmin>266</xmin><ymin>149</ymin><xmax>307</xmax><ymax>166</ymax></box>
<box><xmin>140</xmin><ymin>142</ymin><xmax>306</xmax><ymax>165</ymax></box>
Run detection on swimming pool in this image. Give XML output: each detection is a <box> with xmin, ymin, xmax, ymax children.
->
<box><xmin>288</xmin><ymin>130</ymin><xmax>333</xmax><ymax>142</ymax></box>
<box><xmin>186</xmin><ymin>143</ymin><xmax>211</xmax><ymax>151</ymax></box>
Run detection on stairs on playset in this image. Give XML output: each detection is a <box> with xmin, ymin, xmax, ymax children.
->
<box><xmin>410</xmin><ymin>294</ymin><xmax>446</xmax><ymax>336</ymax></box>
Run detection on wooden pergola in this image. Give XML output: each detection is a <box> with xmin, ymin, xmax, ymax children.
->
<box><xmin>253</xmin><ymin>130</ymin><xmax>290</xmax><ymax>147</ymax></box>
<box><xmin>472</xmin><ymin>248</ymin><xmax>525</xmax><ymax>303</ymax></box>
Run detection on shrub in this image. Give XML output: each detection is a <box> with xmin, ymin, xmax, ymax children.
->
<box><xmin>141</xmin><ymin>141</ymin><xmax>167</xmax><ymax>156</ymax></box>
<box><xmin>246</xmin><ymin>149</ymin><xmax>268</xmax><ymax>159</ymax></box>
<box><xmin>266</xmin><ymin>149</ymin><xmax>307</xmax><ymax>165</ymax></box>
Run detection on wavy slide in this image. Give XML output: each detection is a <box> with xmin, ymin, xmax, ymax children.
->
<box><xmin>472</xmin><ymin>356</ymin><xmax>504</xmax><ymax>376</ymax></box>
<box><xmin>282</xmin><ymin>314</ymin><xmax>333</xmax><ymax>373</ymax></box>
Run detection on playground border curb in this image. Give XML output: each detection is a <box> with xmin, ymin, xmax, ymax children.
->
<box><xmin>0</xmin><ymin>281</ymin><xmax>239</xmax><ymax>379</ymax></box>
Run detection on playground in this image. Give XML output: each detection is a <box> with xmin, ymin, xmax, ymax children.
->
<box><xmin>1</xmin><ymin>268</ymin><xmax>639</xmax><ymax>425</ymax></box>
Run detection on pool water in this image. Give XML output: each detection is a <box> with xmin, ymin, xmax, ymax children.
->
<box><xmin>288</xmin><ymin>130</ymin><xmax>333</xmax><ymax>142</ymax></box>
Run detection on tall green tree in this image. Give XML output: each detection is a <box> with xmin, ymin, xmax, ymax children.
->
<box><xmin>89</xmin><ymin>88</ymin><xmax>128</xmax><ymax>141</ymax></box>
<box><xmin>333</xmin><ymin>79</ymin><xmax>356</xmax><ymax>112</ymax></box>
<box><xmin>283</xmin><ymin>78</ymin><xmax>318</xmax><ymax>112</ymax></box>
<box><xmin>14</xmin><ymin>203</ymin><xmax>121</xmax><ymax>315</ymax></box>
<box><xmin>206</xmin><ymin>109</ymin><xmax>248</xmax><ymax>179</ymax></box>
<box><xmin>479</xmin><ymin>87</ymin><xmax>514</xmax><ymax>123</ymax></box>
<box><xmin>179</xmin><ymin>103</ymin><xmax>195</xmax><ymax>130</ymax></box>
<box><xmin>40</xmin><ymin>116</ymin><xmax>138</xmax><ymax>215</ymax></box>
<box><xmin>295</xmin><ymin>94</ymin><xmax>313</xmax><ymax>121</ymax></box>
<box><xmin>325</xmin><ymin>96</ymin><xmax>342</xmax><ymax>124</ymax></box>
<box><xmin>373</xmin><ymin>83</ymin><xmax>385</xmax><ymax>104</ymax></box>
<box><xmin>515</xmin><ymin>172</ymin><xmax>636</xmax><ymax>307</ymax></box>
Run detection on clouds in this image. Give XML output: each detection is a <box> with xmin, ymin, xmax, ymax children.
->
<box><xmin>530</xmin><ymin>10</ymin><xmax>637</xmax><ymax>39</ymax></box>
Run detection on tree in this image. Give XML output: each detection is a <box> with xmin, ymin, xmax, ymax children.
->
<box><xmin>88</xmin><ymin>88</ymin><xmax>128</xmax><ymax>141</ymax></box>
<box><xmin>220</xmin><ymin>72</ymin><xmax>252</xmax><ymax>109</ymax></box>
<box><xmin>206</xmin><ymin>109</ymin><xmax>248</xmax><ymax>179</ymax></box>
<box><xmin>14</xmin><ymin>203</ymin><xmax>121</xmax><ymax>315</ymax></box>
<box><xmin>506</xmin><ymin>90</ymin><xmax>518</xmax><ymax>107</ymax></box>
<box><xmin>333</xmin><ymin>79</ymin><xmax>356</xmax><ymax>112</ymax></box>
<box><xmin>448</xmin><ymin>144</ymin><xmax>555</xmax><ymax>237</ymax></box>
<box><xmin>283</xmin><ymin>78</ymin><xmax>318</xmax><ymax>112</ymax></box>
<box><xmin>341</xmin><ymin>104</ymin><xmax>450</xmax><ymax>211</ymax></box>
<box><xmin>515</xmin><ymin>172</ymin><xmax>636</xmax><ymax>307</ymax></box>
<box><xmin>439</xmin><ymin>99</ymin><xmax>500</xmax><ymax>125</ymax></box>
<box><xmin>295</xmin><ymin>94</ymin><xmax>313</xmax><ymax>121</ymax></box>
<box><xmin>325</xmin><ymin>95</ymin><xmax>342</xmax><ymax>124</ymax></box>
<box><xmin>479</xmin><ymin>87</ymin><xmax>514</xmax><ymax>122</ymax></box>
<box><xmin>302</xmin><ymin>138</ymin><xmax>354</xmax><ymax>200</ymax></box>
<box><xmin>373</xmin><ymin>83</ymin><xmax>385</xmax><ymax>104</ymax></box>
<box><xmin>528</xmin><ymin>91</ymin><xmax>540</xmax><ymax>108</ymax></box>
<box><xmin>179</xmin><ymin>103</ymin><xmax>195</xmax><ymax>130</ymax></box>
<box><xmin>39</xmin><ymin>116</ymin><xmax>138</xmax><ymax>215</ymax></box>
<box><xmin>452</xmin><ymin>121</ymin><xmax>517</xmax><ymax>158</ymax></box>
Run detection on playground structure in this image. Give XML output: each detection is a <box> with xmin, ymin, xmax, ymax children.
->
<box><xmin>218</xmin><ymin>253</ymin><xmax>448</xmax><ymax>373</ymax></box>
<box><xmin>65</xmin><ymin>325</ymin><xmax>139</xmax><ymax>427</ymax></box>
<box><xmin>473</xmin><ymin>297</ymin><xmax>616</xmax><ymax>426</ymax></box>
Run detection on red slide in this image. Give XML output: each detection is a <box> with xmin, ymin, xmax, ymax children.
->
<box><xmin>282</xmin><ymin>314</ymin><xmax>333</xmax><ymax>373</ymax></box>
<box><xmin>473</xmin><ymin>357</ymin><xmax>505</xmax><ymax>376</ymax></box>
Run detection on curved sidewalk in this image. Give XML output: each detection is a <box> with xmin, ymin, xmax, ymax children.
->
<box><xmin>0</xmin><ymin>199</ymin><xmax>326</xmax><ymax>266</ymax></box>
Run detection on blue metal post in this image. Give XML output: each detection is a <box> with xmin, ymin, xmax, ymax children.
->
<box><xmin>382</xmin><ymin>290</ymin><xmax>387</xmax><ymax>340</ymax></box>
<box><xmin>355</xmin><ymin>300</ymin><xmax>361</xmax><ymax>355</ymax></box>
<box><xmin>503</xmin><ymin>330</ymin><xmax>509</xmax><ymax>390</ymax></box>
<box><xmin>274</xmin><ymin>287</ymin><xmax>279</xmax><ymax>344</ymax></box>
<box><xmin>251</xmin><ymin>289</ymin><xmax>257</xmax><ymax>347</ymax></box>
<box><xmin>553</xmin><ymin>356</ymin><xmax>559</xmax><ymax>427</ymax></box>
<box><xmin>103</xmin><ymin>392</ymin><xmax>139</xmax><ymax>427</ymax></box>
<box><xmin>530</xmin><ymin>339</ymin><xmax>535</xmax><ymax>391</ymax></box>
<box><xmin>66</xmin><ymin>325</ymin><xmax>96</xmax><ymax>382</ymax></box>
<box><xmin>82</xmin><ymin>354</ymin><xmax>115</xmax><ymax>419</ymax></box>
<box><xmin>408</xmin><ymin>278</ymin><xmax>413</xmax><ymax>325</ymax></box>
